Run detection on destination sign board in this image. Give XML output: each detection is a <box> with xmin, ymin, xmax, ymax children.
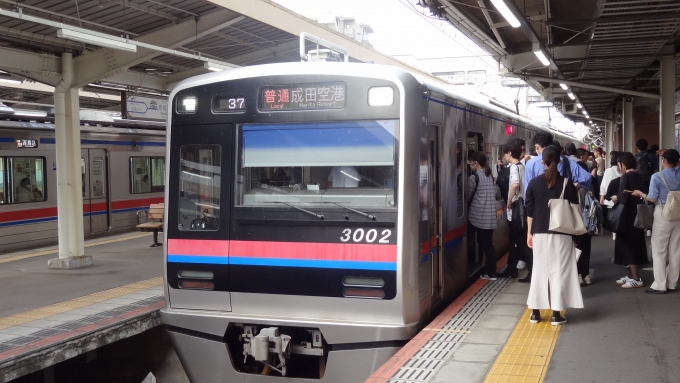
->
<box><xmin>261</xmin><ymin>82</ymin><xmax>346</xmax><ymax>111</ymax></box>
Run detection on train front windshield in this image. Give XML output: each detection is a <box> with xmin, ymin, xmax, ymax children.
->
<box><xmin>235</xmin><ymin>120</ymin><xmax>397</xmax><ymax>208</ymax></box>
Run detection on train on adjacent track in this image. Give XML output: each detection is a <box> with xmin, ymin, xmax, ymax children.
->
<box><xmin>161</xmin><ymin>62</ymin><xmax>582</xmax><ymax>382</ymax></box>
<box><xmin>0</xmin><ymin>120</ymin><xmax>166</xmax><ymax>253</ymax></box>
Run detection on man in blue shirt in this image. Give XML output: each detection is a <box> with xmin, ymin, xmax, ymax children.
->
<box><xmin>632</xmin><ymin>149</ymin><xmax>680</xmax><ymax>294</ymax></box>
<box><xmin>524</xmin><ymin>131</ymin><xmax>592</xmax><ymax>198</ymax></box>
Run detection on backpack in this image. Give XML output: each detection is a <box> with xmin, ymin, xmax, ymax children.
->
<box><xmin>659</xmin><ymin>173</ymin><xmax>680</xmax><ymax>221</ymax></box>
<box><xmin>582</xmin><ymin>191</ymin><xmax>603</xmax><ymax>235</ymax></box>
<box><xmin>496</xmin><ymin>164</ymin><xmax>511</xmax><ymax>203</ymax></box>
<box><xmin>635</xmin><ymin>151</ymin><xmax>653</xmax><ymax>177</ymax></box>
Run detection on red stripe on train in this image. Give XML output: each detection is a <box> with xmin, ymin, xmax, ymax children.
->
<box><xmin>230</xmin><ymin>240</ymin><xmax>397</xmax><ymax>262</ymax></box>
<box><xmin>167</xmin><ymin>239</ymin><xmax>229</xmax><ymax>257</ymax></box>
<box><xmin>111</xmin><ymin>197</ymin><xmax>163</xmax><ymax>210</ymax></box>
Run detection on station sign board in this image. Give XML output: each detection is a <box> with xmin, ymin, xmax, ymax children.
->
<box><xmin>126</xmin><ymin>96</ymin><xmax>168</xmax><ymax>121</ymax></box>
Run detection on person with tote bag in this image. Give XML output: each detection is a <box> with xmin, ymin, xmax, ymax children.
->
<box><xmin>611</xmin><ymin>152</ymin><xmax>649</xmax><ymax>288</ymax></box>
<box><xmin>632</xmin><ymin>149</ymin><xmax>680</xmax><ymax>293</ymax></box>
<box><xmin>525</xmin><ymin>146</ymin><xmax>583</xmax><ymax>326</ymax></box>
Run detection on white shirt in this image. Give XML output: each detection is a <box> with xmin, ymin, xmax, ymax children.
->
<box><xmin>600</xmin><ymin>165</ymin><xmax>620</xmax><ymax>197</ymax></box>
<box><xmin>328</xmin><ymin>166</ymin><xmax>360</xmax><ymax>188</ymax></box>
<box><xmin>507</xmin><ymin>162</ymin><xmax>524</xmax><ymax>221</ymax></box>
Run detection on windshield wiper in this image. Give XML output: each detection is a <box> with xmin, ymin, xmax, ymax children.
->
<box><xmin>269</xmin><ymin>202</ymin><xmax>324</xmax><ymax>220</ymax></box>
<box><xmin>327</xmin><ymin>202</ymin><xmax>376</xmax><ymax>221</ymax></box>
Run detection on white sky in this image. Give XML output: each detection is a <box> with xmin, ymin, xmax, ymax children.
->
<box><xmin>273</xmin><ymin>0</ymin><xmax>587</xmax><ymax>139</ymax></box>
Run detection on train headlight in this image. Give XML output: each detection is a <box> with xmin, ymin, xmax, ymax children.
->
<box><xmin>368</xmin><ymin>87</ymin><xmax>394</xmax><ymax>106</ymax></box>
<box><xmin>177</xmin><ymin>96</ymin><xmax>197</xmax><ymax>113</ymax></box>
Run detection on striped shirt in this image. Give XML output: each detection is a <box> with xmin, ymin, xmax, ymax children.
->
<box><xmin>467</xmin><ymin>169</ymin><xmax>498</xmax><ymax>230</ymax></box>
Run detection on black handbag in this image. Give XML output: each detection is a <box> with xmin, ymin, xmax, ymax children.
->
<box><xmin>634</xmin><ymin>199</ymin><xmax>654</xmax><ymax>230</ymax></box>
<box><xmin>511</xmin><ymin>197</ymin><xmax>527</xmax><ymax>232</ymax></box>
<box><xmin>604</xmin><ymin>203</ymin><xmax>625</xmax><ymax>233</ymax></box>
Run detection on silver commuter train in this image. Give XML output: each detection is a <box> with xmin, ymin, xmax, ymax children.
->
<box><xmin>0</xmin><ymin>121</ymin><xmax>166</xmax><ymax>253</ymax></box>
<box><xmin>161</xmin><ymin>62</ymin><xmax>581</xmax><ymax>382</ymax></box>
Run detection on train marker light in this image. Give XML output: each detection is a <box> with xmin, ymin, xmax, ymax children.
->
<box><xmin>178</xmin><ymin>96</ymin><xmax>197</xmax><ymax>113</ymax></box>
<box><xmin>490</xmin><ymin>0</ymin><xmax>521</xmax><ymax>27</ymax></box>
<box><xmin>368</xmin><ymin>87</ymin><xmax>394</xmax><ymax>106</ymax></box>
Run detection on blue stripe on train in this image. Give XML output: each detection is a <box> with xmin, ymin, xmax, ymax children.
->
<box><xmin>40</xmin><ymin>138</ymin><xmax>165</xmax><ymax>147</ymax></box>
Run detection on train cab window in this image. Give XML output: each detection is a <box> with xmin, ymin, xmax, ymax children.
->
<box><xmin>235</xmin><ymin>120</ymin><xmax>397</xmax><ymax>208</ymax></box>
<box><xmin>130</xmin><ymin>157</ymin><xmax>166</xmax><ymax>194</ymax></box>
<box><xmin>178</xmin><ymin>145</ymin><xmax>221</xmax><ymax>231</ymax></box>
<box><xmin>8</xmin><ymin>157</ymin><xmax>45</xmax><ymax>204</ymax></box>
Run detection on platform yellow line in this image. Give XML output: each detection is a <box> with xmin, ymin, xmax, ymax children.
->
<box><xmin>0</xmin><ymin>232</ymin><xmax>152</xmax><ymax>264</ymax></box>
<box><xmin>484</xmin><ymin>309</ymin><xmax>563</xmax><ymax>383</ymax></box>
<box><xmin>0</xmin><ymin>277</ymin><xmax>163</xmax><ymax>330</ymax></box>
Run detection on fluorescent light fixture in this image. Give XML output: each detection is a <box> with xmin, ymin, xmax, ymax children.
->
<box><xmin>576</xmin><ymin>103</ymin><xmax>582</xmax><ymax>108</ymax></box>
<box><xmin>57</xmin><ymin>28</ymin><xmax>137</xmax><ymax>52</ymax></box>
<box><xmin>203</xmin><ymin>61</ymin><xmax>234</xmax><ymax>72</ymax></box>
<box><xmin>0</xmin><ymin>77</ymin><xmax>21</xmax><ymax>84</ymax></box>
<box><xmin>560</xmin><ymin>83</ymin><xmax>568</xmax><ymax>90</ymax></box>
<box><xmin>13</xmin><ymin>109</ymin><xmax>47</xmax><ymax>117</ymax></box>
<box><xmin>567</xmin><ymin>92</ymin><xmax>575</xmax><ymax>100</ymax></box>
<box><xmin>368</xmin><ymin>87</ymin><xmax>394</xmax><ymax>106</ymax></box>
<box><xmin>582</xmin><ymin>110</ymin><xmax>588</xmax><ymax>115</ymax></box>
<box><xmin>532</xmin><ymin>43</ymin><xmax>550</xmax><ymax>66</ymax></box>
<box><xmin>589</xmin><ymin>120</ymin><xmax>593</xmax><ymax>124</ymax></box>
<box><xmin>490</xmin><ymin>0</ymin><xmax>521</xmax><ymax>27</ymax></box>
<box><xmin>531</xmin><ymin>101</ymin><xmax>554</xmax><ymax>108</ymax></box>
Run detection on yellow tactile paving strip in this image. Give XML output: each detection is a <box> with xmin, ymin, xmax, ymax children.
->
<box><xmin>484</xmin><ymin>309</ymin><xmax>563</xmax><ymax>383</ymax></box>
<box><xmin>0</xmin><ymin>232</ymin><xmax>152</xmax><ymax>264</ymax></box>
<box><xmin>0</xmin><ymin>277</ymin><xmax>162</xmax><ymax>330</ymax></box>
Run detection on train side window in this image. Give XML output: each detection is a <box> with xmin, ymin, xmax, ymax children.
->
<box><xmin>178</xmin><ymin>145</ymin><xmax>221</xmax><ymax>231</ymax></box>
<box><xmin>129</xmin><ymin>157</ymin><xmax>166</xmax><ymax>194</ymax></box>
<box><xmin>0</xmin><ymin>158</ymin><xmax>5</xmax><ymax>204</ymax></box>
<box><xmin>8</xmin><ymin>157</ymin><xmax>46</xmax><ymax>204</ymax></box>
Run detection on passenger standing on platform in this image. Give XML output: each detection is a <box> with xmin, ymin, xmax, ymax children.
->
<box><xmin>523</xmin><ymin>132</ymin><xmax>592</xmax><ymax>283</ymax></box>
<box><xmin>574</xmin><ymin>148</ymin><xmax>594</xmax><ymax>286</ymax></box>
<box><xmin>467</xmin><ymin>151</ymin><xmax>498</xmax><ymax>281</ymax></box>
<box><xmin>632</xmin><ymin>149</ymin><xmax>680</xmax><ymax>294</ymax></box>
<box><xmin>634</xmin><ymin>139</ymin><xmax>658</xmax><ymax>186</ymax></box>
<box><xmin>498</xmin><ymin>140</ymin><xmax>528</xmax><ymax>279</ymax></box>
<box><xmin>612</xmin><ymin>152</ymin><xmax>649</xmax><ymax>288</ymax></box>
<box><xmin>600</xmin><ymin>151</ymin><xmax>621</xmax><ymax>205</ymax></box>
<box><xmin>525</xmin><ymin>146</ymin><xmax>583</xmax><ymax>325</ymax></box>
<box><xmin>594</xmin><ymin>147</ymin><xmax>606</xmax><ymax>199</ymax></box>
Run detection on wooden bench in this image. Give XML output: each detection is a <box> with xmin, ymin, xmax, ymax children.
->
<box><xmin>136</xmin><ymin>203</ymin><xmax>164</xmax><ymax>247</ymax></box>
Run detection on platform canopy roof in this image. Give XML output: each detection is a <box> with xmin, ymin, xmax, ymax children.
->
<box><xmin>0</xmin><ymin>0</ymin><xmax>434</xmax><ymax>117</ymax></box>
<box><xmin>419</xmin><ymin>0</ymin><xmax>680</xmax><ymax>122</ymax></box>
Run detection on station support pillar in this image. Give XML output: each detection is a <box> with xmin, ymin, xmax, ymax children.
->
<box><xmin>659</xmin><ymin>45</ymin><xmax>676</xmax><ymax>151</ymax></box>
<box><xmin>605</xmin><ymin>109</ymin><xmax>614</xmax><ymax>166</ymax></box>
<box><xmin>48</xmin><ymin>53</ymin><xmax>91</xmax><ymax>269</ymax></box>
<box><xmin>623</xmin><ymin>96</ymin><xmax>634</xmax><ymax>152</ymax></box>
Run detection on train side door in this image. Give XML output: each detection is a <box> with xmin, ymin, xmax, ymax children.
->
<box><xmin>81</xmin><ymin>150</ymin><xmax>91</xmax><ymax>234</ymax></box>
<box><xmin>83</xmin><ymin>149</ymin><xmax>110</xmax><ymax>233</ymax></box>
<box><xmin>427</xmin><ymin>125</ymin><xmax>442</xmax><ymax>300</ymax></box>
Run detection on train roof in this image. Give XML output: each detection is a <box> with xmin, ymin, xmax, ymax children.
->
<box><xmin>170</xmin><ymin>62</ymin><xmax>582</xmax><ymax>145</ymax></box>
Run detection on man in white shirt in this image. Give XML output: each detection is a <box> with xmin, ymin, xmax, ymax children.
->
<box><xmin>327</xmin><ymin>166</ymin><xmax>360</xmax><ymax>188</ymax></box>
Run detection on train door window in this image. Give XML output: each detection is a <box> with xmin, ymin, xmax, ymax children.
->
<box><xmin>92</xmin><ymin>157</ymin><xmax>105</xmax><ymax>197</ymax></box>
<box><xmin>130</xmin><ymin>157</ymin><xmax>166</xmax><ymax>194</ymax></box>
<box><xmin>8</xmin><ymin>157</ymin><xmax>45</xmax><ymax>204</ymax></box>
<box><xmin>81</xmin><ymin>158</ymin><xmax>87</xmax><ymax>198</ymax></box>
<box><xmin>178</xmin><ymin>145</ymin><xmax>221</xmax><ymax>231</ymax></box>
<box><xmin>0</xmin><ymin>158</ymin><xmax>5</xmax><ymax>203</ymax></box>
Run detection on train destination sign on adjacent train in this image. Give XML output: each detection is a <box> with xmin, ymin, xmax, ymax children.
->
<box><xmin>16</xmin><ymin>139</ymin><xmax>37</xmax><ymax>148</ymax></box>
<box><xmin>261</xmin><ymin>82</ymin><xmax>346</xmax><ymax>111</ymax></box>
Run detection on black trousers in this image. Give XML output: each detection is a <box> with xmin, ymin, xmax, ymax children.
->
<box><xmin>576</xmin><ymin>234</ymin><xmax>592</xmax><ymax>276</ymax></box>
<box><xmin>507</xmin><ymin>224</ymin><xmax>533</xmax><ymax>274</ymax></box>
<box><xmin>471</xmin><ymin>224</ymin><xmax>497</xmax><ymax>275</ymax></box>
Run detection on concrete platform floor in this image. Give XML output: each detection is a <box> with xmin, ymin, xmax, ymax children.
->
<box><xmin>0</xmin><ymin>233</ymin><xmax>163</xmax><ymax>317</ymax></box>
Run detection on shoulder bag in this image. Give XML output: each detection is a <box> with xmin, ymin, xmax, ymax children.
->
<box><xmin>634</xmin><ymin>198</ymin><xmax>654</xmax><ymax>230</ymax></box>
<box><xmin>659</xmin><ymin>173</ymin><xmax>680</xmax><ymax>221</ymax></box>
<box><xmin>549</xmin><ymin>179</ymin><xmax>587</xmax><ymax>235</ymax></box>
<box><xmin>603</xmin><ymin>202</ymin><xmax>625</xmax><ymax>233</ymax></box>
<box><xmin>510</xmin><ymin>164</ymin><xmax>527</xmax><ymax>232</ymax></box>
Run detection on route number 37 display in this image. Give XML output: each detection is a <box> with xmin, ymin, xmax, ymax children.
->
<box><xmin>340</xmin><ymin>228</ymin><xmax>392</xmax><ymax>243</ymax></box>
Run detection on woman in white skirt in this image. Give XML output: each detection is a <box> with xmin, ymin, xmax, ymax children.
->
<box><xmin>525</xmin><ymin>146</ymin><xmax>584</xmax><ymax>325</ymax></box>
